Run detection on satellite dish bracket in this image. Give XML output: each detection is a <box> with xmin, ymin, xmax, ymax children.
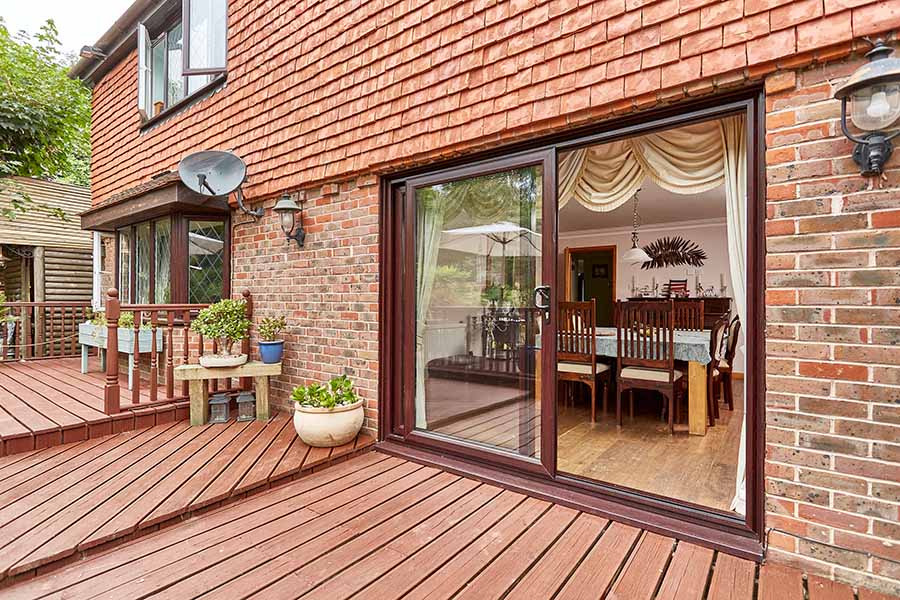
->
<box><xmin>234</xmin><ymin>187</ymin><xmax>263</xmax><ymax>219</ymax></box>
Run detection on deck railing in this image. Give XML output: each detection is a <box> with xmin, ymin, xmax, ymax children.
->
<box><xmin>0</xmin><ymin>301</ymin><xmax>93</xmax><ymax>361</ymax></box>
<box><xmin>102</xmin><ymin>288</ymin><xmax>253</xmax><ymax>415</ymax></box>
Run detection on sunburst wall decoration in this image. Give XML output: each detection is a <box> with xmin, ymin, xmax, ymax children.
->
<box><xmin>640</xmin><ymin>236</ymin><xmax>707</xmax><ymax>270</ymax></box>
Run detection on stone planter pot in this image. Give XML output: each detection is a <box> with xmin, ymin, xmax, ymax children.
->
<box><xmin>199</xmin><ymin>353</ymin><xmax>248</xmax><ymax>368</ymax></box>
<box><xmin>293</xmin><ymin>399</ymin><xmax>364</xmax><ymax>447</ymax></box>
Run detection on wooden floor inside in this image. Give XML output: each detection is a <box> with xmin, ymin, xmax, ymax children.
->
<box><xmin>4</xmin><ymin>451</ymin><xmax>896</xmax><ymax>600</ymax></box>
<box><xmin>0</xmin><ymin>412</ymin><xmax>374</xmax><ymax>584</ymax></box>
<box><xmin>0</xmin><ymin>358</ymin><xmax>187</xmax><ymax>456</ymax></box>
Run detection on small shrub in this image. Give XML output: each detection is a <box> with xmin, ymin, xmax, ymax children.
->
<box><xmin>190</xmin><ymin>299</ymin><xmax>251</xmax><ymax>353</ymax></box>
<box><xmin>291</xmin><ymin>375</ymin><xmax>359</xmax><ymax>409</ymax></box>
<box><xmin>258</xmin><ymin>315</ymin><xmax>287</xmax><ymax>342</ymax></box>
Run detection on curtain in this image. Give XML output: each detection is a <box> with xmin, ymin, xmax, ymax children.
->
<box><xmin>721</xmin><ymin>115</ymin><xmax>748</xmax><ymax>515</ymax></box>
<box><xmin>558</xmin><ymin>121</ymin><xmax>725</xmax><ymax>212</ymax></box>
<box><xmin>415</xmin><ymin>191</ymin><xmax>445</xmax><ymax>429</ymax></box>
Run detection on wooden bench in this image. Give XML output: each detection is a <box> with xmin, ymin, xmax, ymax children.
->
<box><xmin>174</xmin><ymin>361</ymin><xmax>282</xmax><ymax>425</ymax></box>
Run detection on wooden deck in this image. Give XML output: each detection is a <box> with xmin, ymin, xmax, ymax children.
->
<box><xmin>0</xmin><ymin>358</ymin><xmax>187</xmax><ymax>456</ymax></box>
<box><xmin>3</xmin><ymin>451</ymin><xmax>897</xmax><ymax>599</ymax></box>
<box><xmin>0</xmin><ymin>412</ymin><xmax>374</xmax><ymax>585</ymax></box>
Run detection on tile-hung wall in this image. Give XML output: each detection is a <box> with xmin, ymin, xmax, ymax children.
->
<box><xmin>763</xmin><ymin>56</ymin><xmax>900</xmax><ymax>595</ymax></box>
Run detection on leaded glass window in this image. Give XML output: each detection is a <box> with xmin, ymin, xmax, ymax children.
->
<box><xmin>154</xmin><ymin>218</ymin><xmax>171</xmax><ymax>303</ymax></box>
<box><xmin>135</xmin><ymin>222</ymin><xmax>151</xmax><ymax>304</ymax></box>
<box><xmin>189</xmin><ymin>220</ymin><xmax>225</xmax><ymax>304</ymax></box>
<box><xmin>118</xmin><ymin>228</ymin><xmax>132</xmax><ymax>303</ymax></box>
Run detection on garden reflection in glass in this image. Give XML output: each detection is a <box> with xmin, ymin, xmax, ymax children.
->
<box><xmin>413</xmin><ymin>166</ymin><xmax>543</xmax><ymax>460</ymax></box>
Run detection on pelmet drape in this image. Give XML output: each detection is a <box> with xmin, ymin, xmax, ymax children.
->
<box><xmin>721</xmin><ymin>115</ymin><xmax>748</xmax><ymax>515</ymax></box>
<box><xmin>558</xmin><ymin>121</ymin><xmax>725</xmax><ymax>212</ymax></box>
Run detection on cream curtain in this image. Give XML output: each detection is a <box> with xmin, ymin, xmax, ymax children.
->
<box><xmin>559</xmin><ymin>121</ymin><xmax>725</xmax><ymax>212</ymax></box>
<box><xmin>415</xmin><ymin>191</ymin><xmax>445</xmax><ymax>429</ymax></box>
<box><xmin>721</xmin><ymin>115</ymin><xmax>748</xmax><ymax>515</ymax></box>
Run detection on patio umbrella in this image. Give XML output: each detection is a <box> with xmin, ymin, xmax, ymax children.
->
<box><xmin>441</xmin><ymin>221</ymin><xmax>540</xmax><ymax>257</ymax></box>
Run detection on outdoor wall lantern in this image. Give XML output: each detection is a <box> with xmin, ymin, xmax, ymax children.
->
<box><xmin>834</xmin><ymin>40</ymin><xmax>900</xmax><ymax>177</ymax></box>
<box><xmin>273</xmin><ymin>193</ymin><xmax>306</xmax><ymax>248</ymax></box>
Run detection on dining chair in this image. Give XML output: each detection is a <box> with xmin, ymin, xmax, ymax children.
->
<box><xmin>663</xmin><ymin>279</ymin><xmax>689</xmax><ymax>298</ymax></box>
<box><xmin>558</xmin><ymin>300</ymin><xmax>609</xmax><ymax>423</ymax></box>
<box><xmin>717</xmin><ymin>315</ymin><xmax>741</xmax><ymax>411</ymax></box>
<box><xmin>706</xmin><ymin>315</ymin><xmax>729</xmax><ymax>426</ymax></box>
<box><xmin>674</xmin><ymin>300</ymin><xmax>705</xmax><ymax>331</ymax></box>
<box><xmin>614</xmin><ymin>299</ymin><xmax>684</xmax><ymax>434</ymax></box>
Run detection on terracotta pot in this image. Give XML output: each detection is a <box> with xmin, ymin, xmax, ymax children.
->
<box><xmin>199</xmin><ymin>353</ymin><xmax>248</xmax><ymax>368</ymax></box>
<box><xmin>293</xmin><ymin>399</ymin><xmax>364</xmax><ymax>447</ymax></box>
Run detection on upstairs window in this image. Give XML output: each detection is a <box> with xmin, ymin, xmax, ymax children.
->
<box><xmin>138</xmin><ymin>0</ymin><xmax>227</xmax><ymax>121</ymax></box>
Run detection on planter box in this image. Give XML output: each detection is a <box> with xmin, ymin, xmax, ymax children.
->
<box><xmin>78</xmin><ymin>322</ymin><xmax>165</xmax><ymax>390</ymax></box>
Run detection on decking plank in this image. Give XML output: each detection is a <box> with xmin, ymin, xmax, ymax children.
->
<box><xmin>0</xmin><ymin>374</ymin><xmax>71</xmax><ymax>431</ymax></box>
<box><xmin>232</xmin><ymin>414</ymin><xmax>294</xmax><ymax>494</ymax></box>
<box><xmin>301</xmin><ymin>483</ymin><xmax>505</xmax><ymax>599</ymax></box>
<box><xmin>555</xmin><ymin>521</ymin><xmax>643</xmax><ymax>600</ymax></box>
<box><xmin>453</xmin><ymin>503</ymin><xmax>580</xmax><ymax>600</ymax></box>
<box><xmin>1</xmin><ymin>363</ymin><xmax>109</xmax><ymax>423</ymax></box>
<box><xmin>758</xmin><ymin>562</ymin><xmax>805</xmax><ymax>600</ymax></box>
<box><xmin>269</xmin><ymin>434</ymin><xmax>312</xmax><ymax>481</ymax></box>
<box><xmin>504</xmin><ymin>513</ymin><xmax>609</xmax><ymax>600</ymax></box>
<box><xmin>93</xmin><ymin>462</ymin><xmax>437</xmax><ymax>599</ymax></box>
<box><xmin>0</xmin><ymin>402</ymin><xmax>31</xmax><ymax>440</ymax></box>
<box><xmin>656</xmin><ymin>541</ymin><xmax>715</xmax><ymax>600</ymax></box>
<box><xmin>4</xmin><ymin>454</ymin><xmax>399</xmax><ymax>599</ymax></box>
<box><xmin>354</xmin><ymin>489</ymin><xmax>527</xmax><ymax>600</ymax></box>
<box><xmin>607</xmin><ymin>531</ymin><xmax>676</xmax><ymax>600</ymax></box>
<box><xmin>808</xmin><ymin>574</ymin><xmax>855</xmax><ymax>600</ymax></box>
<box><xmin>400</xmin><ymin>496</ymin><xmax>550</xmax><ymax>600</ymax></box>
<box><xmin>251</xmin><ymin>476</ymin><xmax>482</xmax><ymax>600</ymax></box>
<box><xmin>707</xmin><ymin>552</ymin><xmax>757</xmax><ymax>600</ymax></box>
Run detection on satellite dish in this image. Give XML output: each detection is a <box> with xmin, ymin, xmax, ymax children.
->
<box><xmin>178</xmin><ymin>150</ymin><xmax>247</xmax><ymax>197</ymax></box>
<box><xmin>177</xmin><ymin>150</ymin><xmax>262</xmax><ymax>218</ymax></box>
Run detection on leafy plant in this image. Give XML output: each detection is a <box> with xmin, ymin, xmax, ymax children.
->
<box><xmin>0</xmin><ymin>291</ymin><xmax>17</xmax><ymax>324</ymax></box>
<box><xmin>291</xmin><ymin>375</ymin><xmax>359</xmax><ymax>409</ymax></box>
<box><xmin>640</xmin><ymin>236</ymin><xmax>708</xmax><ymax>270</ymax></box>
<box><xmin>88</xmin><ymin>310</ymin><xmax>151</xmax><ymax>329</ymax></box>
<box><xmin>258</xmin><ymin>315</ymin><xmax>287</xmax><ymax>342</ymax></box>
<box><xmin>190</xmin><ymin>299</ymin><xmax>251</xmax><ymax>353</ymax></box>
<box><xmin>0</xmin><ymin>18</ymin><xmax>91</xmax><ymax>215</ymax></box>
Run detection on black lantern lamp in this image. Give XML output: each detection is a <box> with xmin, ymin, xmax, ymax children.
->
<box><xmin>236</xmin><ymin>391</ymin><xmax>256</xmax><ymax>422</ymax></box>
<box><xmin>209</xmin><ymin>392</ymin><xmax>230</xmax><ymax>423</ymax></box>
<box><xmin>834</xmin><ymin>40</ymin><xmax>900</xmax><ymax>176</ymax></box>
<box><xmin>273</xmin><ymin>193</ymin><xmax>306</xmax><ymax>248</ymax></box>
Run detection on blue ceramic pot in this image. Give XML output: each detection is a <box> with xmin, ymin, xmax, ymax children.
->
<box><xmin>259</xmin><ymin>340</ymin><xmax>284</xmax><ymax>364</ymax></box>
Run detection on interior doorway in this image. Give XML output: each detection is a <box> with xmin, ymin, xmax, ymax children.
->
<box><xmin>564</xmin><ymin>245</ymin><xmax>616</xmax><ymax>327</ymax></box>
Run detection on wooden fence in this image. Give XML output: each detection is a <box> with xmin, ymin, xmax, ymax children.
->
<box><xmin>0</xmin><ymin>301</ymin><xmax>92</xmax><ymax>361</ymax></box>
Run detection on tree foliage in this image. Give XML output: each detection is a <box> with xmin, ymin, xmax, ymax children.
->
<box><xmin>0</xmin><ymin>18</ymin><xmax>91</xmax><ymax>191</ymax></box>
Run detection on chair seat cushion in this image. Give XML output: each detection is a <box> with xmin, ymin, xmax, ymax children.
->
<box><xmin>621</xmin><ymin>366</ymin><xmax>683</xmax><ymax>382</ymax></box>
<box><xmin>558</xmin><ymin>361</ymin><xmax>609</xmax><ymax>375</ymax></box>
<box><xmin>718</xmin><ymin>359</ymin><xmax>730</xmax><ymax>369</ymax></box>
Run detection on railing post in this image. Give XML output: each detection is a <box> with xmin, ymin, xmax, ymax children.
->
<box><xmin>104</xmin><ymin>289</ymin><xmax>121</xmax><ymax>415</ymax></box>
<box><xmin>241</xmin><ymin>290</ymin><xmax>253</xmax><ymax>391</ymax></box>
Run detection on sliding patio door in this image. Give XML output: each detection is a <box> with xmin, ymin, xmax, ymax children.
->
<box><xmin>401</xmin><ymin>150</ymin><xmax>557</xmax><ymax>474</ymax></box>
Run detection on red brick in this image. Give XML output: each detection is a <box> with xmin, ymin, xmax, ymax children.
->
<box><xmin>798</xmin><ymin>361</ymin><xmax>869</xmax><ymax>381</ymax></box>
<box><xmin>872</xmin><ymin>210</ymin><xmax>900</xmax><ymax>228</ymax></box>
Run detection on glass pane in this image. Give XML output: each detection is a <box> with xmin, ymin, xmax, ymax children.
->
<box><xmin>414</xmin><ymin>166</ymin><xmax>543</xmax><ymax>460</ymax></box>
<box><xmin>189</xmin><ymin>220</ymin><xmax>225</xmax><ymax>304</ymax></box>
<box><xmin>135</xmin><ymin>222</ymin><xmax>151</xmax><ymax>304</ymax></box>
<box><xmin>187</xmin><ymin>74</ymin><xmax>212</xmax><ymax>95</ymax></box>
<box><xmin>167</xmin><ymin>23</ymin><xmax>184</xmax><ymax>106</ymax></box>
<box><xmin>117</xmin><ymin>228</ymin><xmax>131</xmax><ymax>303</ymax></box>
<box><xmin>188</xmin><ymin>0</ymin><xmax>227</xmax><ymax>70</ymax></box>
<box><xmin>154</xmin><ymin>218</ymin><xmax>171</xmax><ymax>303</ymax></box>
<box><xmin>150</xmin><ymin>39</ymin><xmax>165</xmax><ymax>115</ymax></box>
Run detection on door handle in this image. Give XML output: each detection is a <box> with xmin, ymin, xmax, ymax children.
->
<box><xmin>533</xmin><ymin>285</ymin><xmax>551</xmax><ymax>319</ymax></box>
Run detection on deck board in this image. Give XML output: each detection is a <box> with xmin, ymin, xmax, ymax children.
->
<box><xmin>2</xmin><ymin>451</ymin><xmax>899</xmax><ymax>600</ymax></box>
<box><xmin>0</xmin><ymin>358</ymin><xmax>189</xmax><ymax>456</ymax></box>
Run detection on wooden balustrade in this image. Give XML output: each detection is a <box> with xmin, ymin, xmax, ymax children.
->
<box><xmin>102</xmin><ymin>289</ymin><xmax>253</xmax><ymax>415</ymax></box>
<box><xmin>0</xmin><ymin>301</ymin><xmax>93</xmax><ymax>361</ymax></box>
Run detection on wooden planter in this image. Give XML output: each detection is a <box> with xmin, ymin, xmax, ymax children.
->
<box><xmin>78</xmin><ymin>322</ymin><xmax>164</xmax><ymax>389</ymax></box>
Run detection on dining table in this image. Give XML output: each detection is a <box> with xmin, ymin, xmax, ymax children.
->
<box><xmin>536</xmin><ymin>327</ymin><xmax>713</xmax><ymax>435</ymax></box>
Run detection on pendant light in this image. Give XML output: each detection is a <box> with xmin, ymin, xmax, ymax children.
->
<box><xmin>623</xmin><ymin>190</ymin><xmax>651</xmax><ymax>265</ymax></box>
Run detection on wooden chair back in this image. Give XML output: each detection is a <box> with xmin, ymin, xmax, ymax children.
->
<box><xmin>615</xmin><ymin>300</ymin><xmax>675</xmax><ymax>372</ymax></box>
<box><xmin>663</xmin><ymin>279</ymin><xmax>689</xmax><ymax>298</ymax></box>
<box><xmin>709</xmin><ymin>315</ymin><xmax>728</xmax><ymax>362</ymax></box>
<box><xmin>558</xmin><ymin>300</ymin><xmax>596</xmax><ymax>365</ymax></box>
<box><xmin>674</xmin><ymin>300</ymin><xmax>705</xmax><ymax>331</ymax></box>
<box><xmin>725</xmin><ymin>315</ymin><xmax>741</xmax><ymax>363</ymax></box>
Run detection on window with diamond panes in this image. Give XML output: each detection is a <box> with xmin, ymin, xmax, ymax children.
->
<box><xmin>188</xmin><ymin>220</ymin><xmax>225</xmax><ymax>304</ymax></box>
<box><xmin>154</xmin><ymin>218</ymin><xmax>171</xmax><ymax>303</ymax></box>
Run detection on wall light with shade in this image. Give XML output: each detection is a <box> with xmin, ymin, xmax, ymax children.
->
<box><xmin>273</xmin><ymin>193</ymin><xmax>306</xmax><ymax>248</ymax></box>
<box><xmin>833</xmin><ymin>40</ymin><xmax>900</xmax><ymax>176</ymax></box>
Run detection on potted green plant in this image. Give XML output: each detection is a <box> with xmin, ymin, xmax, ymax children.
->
<box><xmin>78</xmin><ymin>311</ymin><xmax>162</xmax><ymax>354</ymax></box>
<box><xmin>291</xmin><ymin>375</ymin><xmax>364</xmax><ymax>447</ymax></box>
<box><xmin>190</xmin><ymin>298</ymin><xmax>252</xmax><ymax>368</ymax></box>
<box><xmin>258</xmin><ymin>315</ymin><xmax>287</xmax><ymax>364</ymax></box>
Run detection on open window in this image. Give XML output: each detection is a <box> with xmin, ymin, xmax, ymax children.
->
<box><xmin>137</xmin><ymin>0</ymin><xmax>227</xmax><ymax>121</ymax></box>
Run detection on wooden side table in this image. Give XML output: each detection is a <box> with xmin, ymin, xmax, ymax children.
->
<box><xmin>174</xmin><ymin>361</ymin><xmax>282</xmax><ymax>426</ymax></box>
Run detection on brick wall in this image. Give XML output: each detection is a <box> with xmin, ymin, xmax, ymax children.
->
<box><xmin>763</xmin><ymin>56</ymin><xmax>900</xmax><ymax>594</ymax></box>
<box><xmin>88</xmin><ymin>0</ymin><xmax>900</xmax><ymax>205</ymax></box>
<box><xmin>229</xmin><ymin>176</ymin><xmax>380</xmax><ymax>433</ymax></box>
